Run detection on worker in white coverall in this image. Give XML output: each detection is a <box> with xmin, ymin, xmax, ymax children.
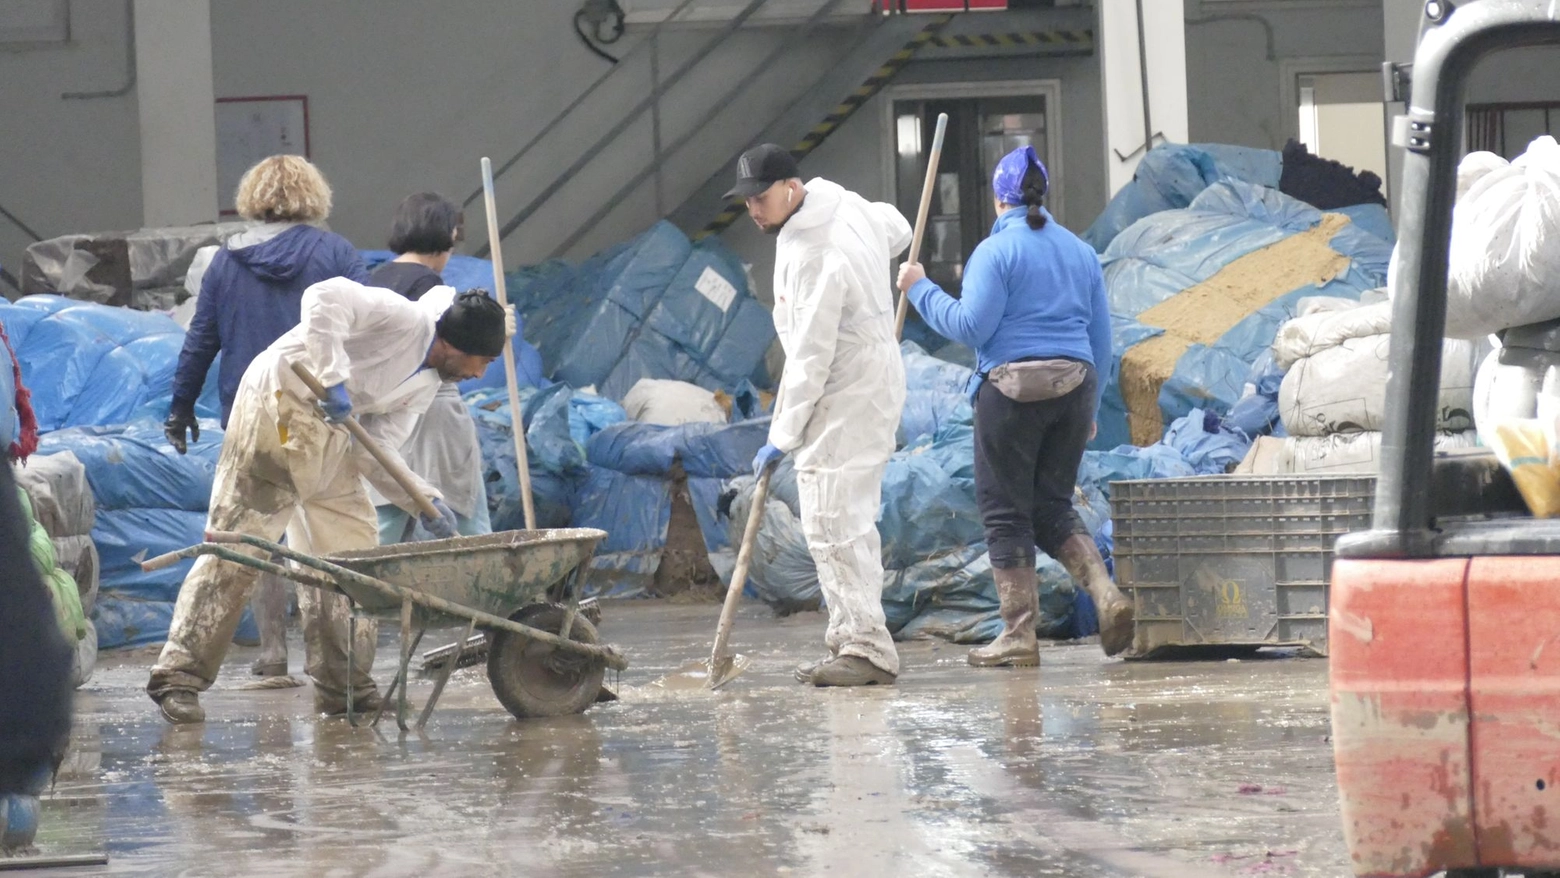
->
<box><xmin>147</xmin><ymin>279</ymin><xmax>506</xmax><ymax>724</ymax></box>
<box><xmin>731</xmin><ymin>143</ymin><xmax>911</xmax><ymax>688</ymax></box>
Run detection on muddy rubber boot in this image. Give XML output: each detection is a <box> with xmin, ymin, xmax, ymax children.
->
<box><xmin>968</xmin><ymin>566</ymin><xmax>1041</xmax><ymax>668</ymax></box>
<box><xmin>250</xmin><ymin>572</ymin><xmax>290</xmax><ymax>677</ymax></box>
<box><xmin>1057</xmin><ymin>534</ymin><xmax>1134</xmax><ymax>657</ymax></box>
<box><xmin>810</xmin><ymin>655</ymin><xmax>896</xmax><ymax>687</ymax></box>
<box><xmin>156</xmin><ymin>689</ymin><xmax>205</xmax><ymax>725</ymax></box>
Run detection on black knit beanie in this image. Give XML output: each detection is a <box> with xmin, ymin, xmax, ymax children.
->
<box><xmin>435</xmin><ymin>289</ymin><xmax>506</xmax><ymax>357</ymax></box>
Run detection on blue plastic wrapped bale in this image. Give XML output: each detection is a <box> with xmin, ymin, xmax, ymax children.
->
<box><xmin>582</xmin><ymin>418</ymin><xmax>770</xmax><ymax>479</ymax></box>
<box><xmin>546</xmin><ymin>223</ymin><xmax>693</xmax><ymax>390</ymax></box>
<box><xmin>705</xmin><ymin>296</ymin><xmax>775</xmax><ymax>388</ymax></box>
<box><xmin>1105</xmin><ymin>181</ymin><xmax>1387</xmax><ymax>446</ymax></box>
<box><xmin>644</xmin><ymin>240</ymin><xmax>776</xmax><ymax>388</ymax></box>
<box><xmin>3</xmin><ymin>298</ymin><xmax>200</xmax><ymax>431</ymax></box>
<box><xmin>1083</xmin><ymin>143</ymin><xmax>1283</xmax><ymax>253</ymax></box>
<box><xmin>597</xmin><ymin>327</ymin><xmax>708</xmax><ymax>401</ymax></box>
<box><xmin>573</xmin><ymin>466</ymin><xmax>671</xmax><ymax>598</ymax></box>
<box><xmin>898</xmin><ymin>341</ymin><xmax>975</xmax><ymax>446</ymax></box>
<box><xmin>1221</xmin><ymin>350</ymin><xmax>1286</xmax><ymax>437</ymax></box>
<box><xmin>36</xmin><ymin>420</ymin><xmax>223</xmax><ymax>511</ymax></box>
<box><xmin>93</xmin><ymin>597</ymin><xmax>258</xmax><ymax>650</ymax></box>
<box><xmin>94</xmin><ymin>507</ymin><xmax>212</xmax><ymax>603</ymax></box>
<box><xmin>1334</xmin><ymin>203</ymin><xmax>1396</xmax><ymax>245</ymax></box>
<box><xmin>879</xmin><ymin>453</ymin><xmax>983</xmax><ymax>572</ymax></box>
<box><xmin>0</xmin><ymin>301</ymin><xmax>49</xmax><ymax>351</ymax></box>
<box><xmin>644</xmin><ymin>241</ymin><xmax>749</xmax><ymax>360</ymax></box>
<box><xmin>726</xmin><ymin>470</ymin><xmax>820</xmax><ymax>613</ymax></box>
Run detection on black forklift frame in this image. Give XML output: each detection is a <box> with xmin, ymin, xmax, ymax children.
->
<box><xmin>1338</xmin><ymin>0</ymin><xmax>1560</xmax><ymax>561</ymax></box>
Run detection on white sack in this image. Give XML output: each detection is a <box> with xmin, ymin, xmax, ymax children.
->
<box><xmin>1279</xmin><ymin>334</ymin><xmax>1476</xmax><ymax>437</ymax></box>
<box><xmin>1443</xmin><ymin>136</ymin><xmax>1560</xmax><ymax>338</ymax></box>
<box><xmin>1471</xmin><ymin>345</ymin><xmax>1544</xmax><ymax>447</ymax></box>
<box><xmin>1272</xmin><ymin>299</ymin><xmax>1394</xmax><ymax>370</ymax></box>
<box><xmin>621</xmin><ymin>379</ymin><xmax>728</xmax><ymax>426</ymax></box>
<box><xmin>1276</xmin><ymin>430</ymin><xmax>1478</xmax><ymax>475</ymax></box>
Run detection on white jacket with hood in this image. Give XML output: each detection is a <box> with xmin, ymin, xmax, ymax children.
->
<box><xmin>770</xmin><ymin>178</ymin><xmax>912</xmax><ymax>470</ymax></box>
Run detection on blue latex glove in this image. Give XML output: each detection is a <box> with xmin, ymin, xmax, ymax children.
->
<box><xmin>752</xmin><ymin>443</ymin><xmax>785</xmax><ymax>478</ymax></box>
<box><xmin>418</xmin><ymin>498</ymin><xmax>459</xmax><ymax>540</ymax></box>
<box><xmin>319</xmin><ymin>383</ymin><xmax>353</xmax><ymax>423</ymax></box>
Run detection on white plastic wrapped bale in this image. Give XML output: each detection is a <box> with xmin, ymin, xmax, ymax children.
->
<box><xmin>1471</xmin><ymin>344</ymin><xmax>1545</xmax><ymax>447</ymax></box>
<box><xmin>1441</xmin><ymin>136</ymin><xmax>1560</xmax><ymax>338</ymax></box>
<box><xmin>10</xmin><ymin>451</ymin><xmax>95</xmax><ymax>539</ymax></box>
<box><xmin>1279</xmin><ymin>333</ymin><xmax>1477</xmax><ymax>436</ymax></box>
<box><xmin>1271</xmin><ymin>298</ymin><xmax>1394</xmax><ymax>370</ymax></box>
<box><xmin>1276</xmin><ymin>430</ymin><xmax>1478</xmax><ymax>474</ymax></box>
<box><xmin>621</xmin><ymin>379</ymin><xmax>728</xmax><ymax>426</ymax></box>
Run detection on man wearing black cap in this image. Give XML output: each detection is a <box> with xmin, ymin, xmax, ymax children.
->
<box><xmin>731</xmin><ymin>144</ymin><xmax>914</xmax><ymax>687</ymax></box>
<box><xmin>147</xmin><ymin>278</ymin><xmax>504</xmax><ymax>724</ymax></box>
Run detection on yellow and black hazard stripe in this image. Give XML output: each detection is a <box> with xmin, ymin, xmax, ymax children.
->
<box><xmin>928</xmin><ymin>29</ymin><xmax>1093</xmax><ymax>49</ymax></box>
<box><xmin>696</xmin><ymin>14</ymin><xmax>955</xmax><ymax>241</ymax></box>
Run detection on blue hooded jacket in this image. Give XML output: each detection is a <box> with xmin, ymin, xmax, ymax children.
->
<box><xmin>169</xmin><ymin>224</ymin><xmax>368</xmax><ymax>425</ymax></box>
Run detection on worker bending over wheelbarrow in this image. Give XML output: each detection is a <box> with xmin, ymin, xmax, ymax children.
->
<box><xmin>147</xmin><ymin>278</ymin><xmax>507</xmax><ymax>724</ymax></box>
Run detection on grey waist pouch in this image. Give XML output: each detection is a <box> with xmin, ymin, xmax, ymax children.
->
<box><xmin>986</xmin><ymin>359</ymin><xmax>1087</xmax><ymax>403</ymax></box>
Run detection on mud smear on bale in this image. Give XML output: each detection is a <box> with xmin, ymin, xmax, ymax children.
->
<box><xmin>652</xmin><ymin>461</ymin><xmax>723</xmax><ymax>603</ymax></box>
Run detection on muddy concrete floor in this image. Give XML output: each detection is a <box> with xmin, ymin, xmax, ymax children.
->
<box><xmin>30</xmin><ymin>602</ymin><xmax>1346</xmax><ymax>877</ymax></box>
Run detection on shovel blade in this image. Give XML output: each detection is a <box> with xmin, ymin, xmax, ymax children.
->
<box><xmin>648</xmin><ymin>654</ymin><xmax>752</xmax><ymax>692</ymax></box>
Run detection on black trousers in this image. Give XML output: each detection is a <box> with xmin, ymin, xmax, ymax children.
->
<box><xmin>973</xmin><ymin>362</ymin><xmax>1097</xmax><ymax>570</ymax></box>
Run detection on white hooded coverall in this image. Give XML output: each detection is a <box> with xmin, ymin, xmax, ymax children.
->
<box><xmin>149</xmin><ymin>278</ymin><xmax>453</xmax><ymax>705</ymax></box>
<box><xmin>770</xmin><ymin>177</ymin><xmax>911</xmax><ymax>675</ymax></box>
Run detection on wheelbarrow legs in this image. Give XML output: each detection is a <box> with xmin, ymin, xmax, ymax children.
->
<box><xmin>417</xmin><ymin>618</ymin><xmax>477</xmax><ymax>731</ymax></box>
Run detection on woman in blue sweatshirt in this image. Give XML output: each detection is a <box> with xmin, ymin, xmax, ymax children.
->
<box><xmin>896</xmin><ymin>145</ymin><xmax>1133</xmax><ymax>667</ymax></box>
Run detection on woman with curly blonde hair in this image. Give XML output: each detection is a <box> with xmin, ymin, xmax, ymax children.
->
<box><xmin>167</xmin><ymin>155</ymin><xmax>368</xmax><ymax>440</ymax></box>
<box><xmin>165</xmin><ymin>154</ymin><xmax>368</xmax><ymax>679</ymax></box>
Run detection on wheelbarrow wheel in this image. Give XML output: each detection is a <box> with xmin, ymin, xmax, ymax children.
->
<box><xmin>487</xmin><ymin>604</ymin><xmax>606</xmax><ymax>719</ymax></box>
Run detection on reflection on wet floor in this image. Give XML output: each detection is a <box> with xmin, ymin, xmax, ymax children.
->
<box><xmin>34</xmin><ymin>601</ymin><xmax>1347</xmax><ymax>877</ymax></box>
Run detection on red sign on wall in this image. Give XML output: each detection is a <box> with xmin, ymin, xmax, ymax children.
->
<box><xmin>900</xmin><ymin>0</ymin><xmax>1006</xmax><ymax>10</ymax></box>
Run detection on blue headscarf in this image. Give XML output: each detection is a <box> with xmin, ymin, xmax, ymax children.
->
<box><xmin>992</xmin><ymin>145</ymin><xmax>1048</xmax><ymax>207</ymax></box>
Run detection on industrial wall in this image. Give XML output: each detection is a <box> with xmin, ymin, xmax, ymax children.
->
<box><xmin>717</xmin><ymin>51</ymin><xmax>1105</xmax><ymax>305</ymax></box>
<box><xmin>0</xmin><ymin>2</ymin><xmax>141</xmax><ymax>288</ymax></box>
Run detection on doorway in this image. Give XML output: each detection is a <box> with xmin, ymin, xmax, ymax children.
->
<box><xmin>883</xmin><ymin>81</ymin><xmax>1062</xmax><ymax>297</ymax></box>
<box><xmin>1298</xmin><ymin>72</ymin><xmax>1389</xmax><ymax>198</ymax></box>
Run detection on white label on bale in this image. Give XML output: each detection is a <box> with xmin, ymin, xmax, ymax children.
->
<box><xmin>695</xmin><ymin>266</ymin><xmax>737</xmax><ymax>313</ymax></box>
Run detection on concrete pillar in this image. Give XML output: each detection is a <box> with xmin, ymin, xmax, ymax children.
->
<box><xmin>1099</xmin><ymin>0</ymin><xmax>1189</xmax><ymax>196</ymax></box>
<box><xmin>1383</xmin><ymin>0</ymin><xmax>1423</xmax><ymax>220</ymax></box>
<box><xmin>134</xmin><ymin>0</ymin><xmax>218</xmax><ymax>227</ymax></box>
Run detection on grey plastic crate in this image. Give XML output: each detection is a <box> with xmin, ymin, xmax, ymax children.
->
<box><xmin>1110</xmin><ymin>474</ymin><xmax>1375</xmax><ymax>658</ymax></box>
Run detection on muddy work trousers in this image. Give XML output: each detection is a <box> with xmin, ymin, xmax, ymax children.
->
<box><xmin>797</xmin><ymin>463</ymin><xmax>899</xmax><ymax>676</ymax></box>
<box><xmin>973</xmin><ymin>364</ymin><xmax>1097</xmax><ymax>570</ymax></box>
<box><xmin>148</xmin><ymin>388</ymin><xmax>380</xmax><ymax>707</ymax></box>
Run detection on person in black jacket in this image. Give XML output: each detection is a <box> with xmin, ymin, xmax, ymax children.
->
<box><xmin>0</xmin><ymin>461</ymin><xmax>73</xmax><ymax>845</ymax></box>
<box><xmin>370</xmin><ymin>193</ymin><xmax>463</xmax><ymax>301</ymax></box>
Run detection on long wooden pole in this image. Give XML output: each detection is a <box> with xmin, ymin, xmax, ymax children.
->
<box><xmin>893</xmin><ymin>112</ymin><xmax>949</xmax><ymax>340</ymax></box>
<box><xmin>289</xmin><ymin>361</ymin><xmax>442</xmax><ymax>521</ymax></box>
<box><xmin>480</xmin><ymin>157</ymin><xmax>538</xmax><ymax>530</ymax></box>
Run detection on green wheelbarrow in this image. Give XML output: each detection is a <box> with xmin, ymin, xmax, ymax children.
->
<box><xmin>142</xmin><ymin>527</ymin><xmax>626</xmax><ymax>730</ymax></box>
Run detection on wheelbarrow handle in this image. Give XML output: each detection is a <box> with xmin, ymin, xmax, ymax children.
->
<box><xmin>288</xmin><ymin>361</ymin><xmax>443</xmax><ymax>522</ymax></box>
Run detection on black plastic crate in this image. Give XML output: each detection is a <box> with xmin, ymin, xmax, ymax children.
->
<box><xmin>1110</xmin><ymin>475</ymin><xmax>1375</xmax><ymax>658</ymax></box>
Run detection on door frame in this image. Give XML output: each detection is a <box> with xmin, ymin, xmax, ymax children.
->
<box><xmin>1277</xmin><ymin>55</ymin><xmax>1383</xmax><ymax>147</ymax></box>
<box><xmin>879</xmin><ymin>79</ymin><xmax>1066</xmax><ymax>226</ymax></box>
